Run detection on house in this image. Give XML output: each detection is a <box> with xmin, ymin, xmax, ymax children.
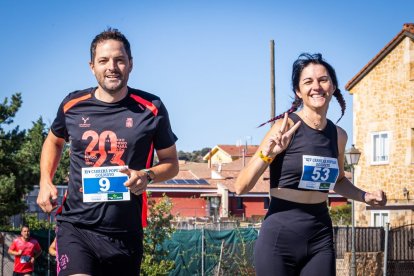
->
<box><xmin>345</xmin><ymin>23</ymin><xmax>414</xmax><ymax>227</ymax></box>
<box><xmin>203</xmin><ymin>144</ymin><xmax>259</xmax><ymax>166</ymax></box>
<box><xmin>148</xmin><ymin>159</ymin><xmax>269</xmax><ymax>221</ymax></box>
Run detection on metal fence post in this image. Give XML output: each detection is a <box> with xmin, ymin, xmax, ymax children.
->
<box><xmin>201</xmin><ymin>227</ymin><xmax>204</xmax><ymax>276</ymax></box>
<box><xmin>1</xmin><ymin>233</ymin><xmax>4</xmax><ymax>276</ymax></box>
<box><xmin>383</xmin><ymin>222</ymin><xmax>389</xmax><ymax>276</ymax></box>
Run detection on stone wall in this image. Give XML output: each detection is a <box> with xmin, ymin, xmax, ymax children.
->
<box><xmin>341</xmin><ymin>252</ymin><xmax>384</xmax><ymax>276</ymax></box>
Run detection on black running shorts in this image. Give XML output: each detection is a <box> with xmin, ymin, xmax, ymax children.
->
<box><xmin>56</xmin><ymin>221</ymin><xmax>143</xmax><ymax>276</ymax></box>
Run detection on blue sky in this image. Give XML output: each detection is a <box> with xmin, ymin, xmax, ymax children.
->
<box><xmin>1</xmin><ymin>0</ymin><xmax>413</xmax><ymax>152</ymax></box>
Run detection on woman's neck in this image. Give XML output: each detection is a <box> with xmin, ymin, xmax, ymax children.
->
<box><xmin>300</xmin><ymin>108</ymin><xmax>327</xmax><ymax>130</ymax></box>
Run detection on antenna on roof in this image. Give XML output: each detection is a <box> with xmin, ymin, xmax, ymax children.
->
<box><xmin>245</xmin><ymin>136</ymin><xmax>252</xmax><ymax>146</ymax></box>
<box><xmin>236</xmin><ymin>139</ymin><xmax>242</xmax><ymax>147</ymax></box>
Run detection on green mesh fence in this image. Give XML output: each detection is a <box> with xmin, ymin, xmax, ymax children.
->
<box><xmin>2</xmin><ymin>228</ymin><xmax>257</xmax><ymax>276</ymax></box>
<box><xmin>165</xmin><ymin>228</ymin><xmax>258</xmax><ymax>276</ymax></box>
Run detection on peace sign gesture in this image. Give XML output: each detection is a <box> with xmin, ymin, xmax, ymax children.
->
<box><xmin>261</xmin><ymin>113</ymin><xmax>301</xmax><ymax>158</ymax></box>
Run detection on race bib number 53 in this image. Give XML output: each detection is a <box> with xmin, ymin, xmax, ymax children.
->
<box><xmin>298</xmin><ymin>155</ymin><xmax>339</xmax><ymax>191</ymax></box>
<box><xmin>82</xmin><ymin>166</ymin><xmax>130</xmax><ymax>202</ymax></box>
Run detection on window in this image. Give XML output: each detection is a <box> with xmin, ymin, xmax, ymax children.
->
<box><xmin>371</xmin><ymin>131</ymin><xmax>390</xmax><ymax>164</ymax></box>
<box><xmin>264</xmin><ymin>197</ymin><xmax>270</xmax><ymax>209</ymax></box>
<box><xmin>236</xmin><ymin>197</ymin><xmax>243</xmax><ymax>209</ymax></box>
<box><xmin>370</xmin><ymin>211</ymin><xmax>389</xmax><ymax>227</ymax></box>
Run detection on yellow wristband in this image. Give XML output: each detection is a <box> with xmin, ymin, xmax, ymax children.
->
<box><xmin>259</xmin><ymin>151</ymin><xmax>273</xmax><ymax>164</ymax></box>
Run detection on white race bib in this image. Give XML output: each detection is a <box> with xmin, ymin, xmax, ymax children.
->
<box><xmin>298</xmin><ymin>155</ymin><xmax>339</xmax><ymax>191</ymax></box>
<box><xmin>82</xmin><ymin>166</ymin><xmax>130</xmax><ymax>202</ymax></box>
<box><xmin>20</xmin><ymin>255</ymin><xmax>30</xmax><ymax>263</ymax></box>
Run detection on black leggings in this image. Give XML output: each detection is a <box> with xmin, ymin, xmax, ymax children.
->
<box><xmin>254</xmin><ymin>197</ymin><xmax>335</xmax><ymax>276</ymax></box>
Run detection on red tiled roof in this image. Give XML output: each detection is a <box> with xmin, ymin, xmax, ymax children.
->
<box><xmin>346</xmin><ymin>23</ymin><xmax>414</xmax><ymax>91</ymax></box>
<box><xmin>216</xmin><ymin>144</ymin><xmax>259</xmax><ymax>157</ymax></box>
<box><xmin>149</xmin><ymin>159</ymin><xmax>269</xmax><ymax>193</ymax></box>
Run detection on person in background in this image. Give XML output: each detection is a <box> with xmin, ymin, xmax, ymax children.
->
<box><xmin>235</xmin><ymin>53</ymin><xmax>387</xmax><ymax>275</ymax></box>
<box><xmin>8</xmin><ymin>225</ymin><xmax>42</xmax><ymax>276</ymax></box>
<box><xmin>36</xmin><ymin>27</ymin><xmax>179</xmax><ymax>276</ymax></box>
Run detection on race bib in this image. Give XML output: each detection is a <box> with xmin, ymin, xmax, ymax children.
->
<box><xmin>298</xmin><ymin>155</ymin><xmax>339</xmax><ymax>191</ymax></box>
<box><xmin>20</xmin><ymin>255</ymin><xmax>30</xmax><ymax>263</ymax></box>
<box><xmin>82</xmin><ymin>166</ymin><xmax>130</xmax><ymax>202</ymax></box>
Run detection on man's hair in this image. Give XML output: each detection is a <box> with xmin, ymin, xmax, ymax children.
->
<box><xmin>21</xmin><ymin>225</ymin><xmax>29</xmax><ymax>231</ymax></box>
<box><xmin>90</xmin><ymin>27</ymin><xmax>132</xmax><ymax>62</ymax></box>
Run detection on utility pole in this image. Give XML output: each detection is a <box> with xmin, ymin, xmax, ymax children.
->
<box><xmin>270</xmin><ymin>40</ymin><xmax>275</xmax><ymax>126</ymax></box>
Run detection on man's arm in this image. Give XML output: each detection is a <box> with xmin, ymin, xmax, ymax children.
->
<box><xmin>8</xmin><ymin>241</ymin><xmax>22</xmax><ymax>256</ymax></box>
<box><xmin>122</xmin><ymin>144</ymin><xmax>179</xmax><ymax>195</ymax></box>
<box><xmin>36</xmin><ymin>131</ymin><xmax>66</xmax><ymax>213</ymax></box>
<box><xmin>151</xmin><ymin>144</ymin><xmax>179</xmax><ymax>183</ymax></box>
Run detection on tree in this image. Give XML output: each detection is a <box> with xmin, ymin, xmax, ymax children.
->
<box><xmin>141</xmin><ymin>193</ymin><xmax>175</xmax><ymax>276</ymax></box>
<box><xmin>178</xmin><ymin>147</ymin><xmax>211</xmax><ymax>163</ymax></box>
<box><xmin>0</xmin><ymin>93</ymin><xmax>70</xmax><ymax>226</ymax></box>
<box><xmin>329</xmin><ymin>204</ymin><xmax>351</xmax><ymax>226</ymax></box>
<box><xmin>0</xmin><ymin>93</ymin><xmax>26</xmax><ymax>225</ymax></box>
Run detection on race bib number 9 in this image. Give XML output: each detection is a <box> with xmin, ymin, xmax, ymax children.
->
<box><xmin>82</xmin><ymin>166</ymin><xmax>130</xmax><ymax>202</ymax></box>
<box><xmin>298</xmin><ymin>155</ymin><xmax>339</xmax><ymax>191</ymax></box>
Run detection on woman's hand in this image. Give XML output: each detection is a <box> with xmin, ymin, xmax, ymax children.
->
<box><xmin>364</xmin><ymin>190</ymin><xmax>387</xmax><ymax>206</ymax></box>
<box><xmin>262</xmin><ymin>113</ymin><xmax>301</xmax><ymax>157</ymax></box>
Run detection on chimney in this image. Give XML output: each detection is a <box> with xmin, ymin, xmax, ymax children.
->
<box><xmin>403</xmin><ymin>23</ymin><xmax>414</xmax><ymax>34</ymax></box>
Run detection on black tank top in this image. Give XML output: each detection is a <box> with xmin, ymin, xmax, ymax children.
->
<box><xmin>269</xmin><ymin>113</ymin><xmax>339</xmax><ymax>193</ymax></box>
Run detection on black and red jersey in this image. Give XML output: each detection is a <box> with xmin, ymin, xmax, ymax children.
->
<box><xmin>51</xmin><ymin>87</ymin><xmax>177</xmax><ymax>234</ymax></box>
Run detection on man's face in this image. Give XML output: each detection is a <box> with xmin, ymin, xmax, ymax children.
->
<box><xmin>21</xmin><ymin>227</ymin><xmax>30</xmax><ymax>240</ymax></box>
<box><xmin>89</xmin><ymin>39</ymin><xmax>133</xmax><ymax>95</ymax></box>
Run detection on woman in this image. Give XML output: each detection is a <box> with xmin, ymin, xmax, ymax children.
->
<box><xmin>235</xmin><ymin>53</ymin><xmax>386</xmax><ymax>275</ymax></box>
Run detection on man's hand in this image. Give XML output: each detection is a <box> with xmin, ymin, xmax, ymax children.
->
<box><xmin>120</xmin><ymin>168</ymin><xmax>149</xmax><ymax>196</ymax></box>
<box><xmin>365</xmin><ymin>190</ymin><xmax>387</xmax><ymax>206</ymax></box>
<box><xmin>36</xmin><ymin>179</ymin><xmax>58</xmax><ymax>213</ymax></box>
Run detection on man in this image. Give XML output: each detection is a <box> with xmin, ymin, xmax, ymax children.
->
<box><xmin>8</xmin><ymin>225</ymin><xmax>42</xmax><ymax>276</ymax></box>
<box><xmin>37</xmin><ymin>28</ymin><xmax>179</xmax><ymax>276</ymax></box>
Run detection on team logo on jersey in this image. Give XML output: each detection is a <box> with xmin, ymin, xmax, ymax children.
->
<box><xmin>126</xmin><ymin>118</ymin><xmax>133</xmax><ymax>128</ymax></box>
<box><xmin>79</xmin><ymin>117</ymin><xmax>91</xmax><ymax>128</ymax></box>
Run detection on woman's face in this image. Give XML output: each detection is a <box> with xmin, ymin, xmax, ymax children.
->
<box><xmin>295</xmin><ymin>63</ymin><xmax>336</xmax><ymax>110</ymax></box>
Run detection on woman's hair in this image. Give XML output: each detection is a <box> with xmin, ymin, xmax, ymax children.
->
<box><xmin>258</xmin><ymin>53</ymin><xmax>346</xmax><ymax>127</ymax></box>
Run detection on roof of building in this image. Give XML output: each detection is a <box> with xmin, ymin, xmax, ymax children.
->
<box><xmin>203</xmin><ymin>144</ymin><xmax>259</xmax><ymax>160</ymax></box>
<box><xmin>345</xmin><ymin>23</ymin><xmax>414</xmax><ymax>91</ymax></box>
<box><xmin>150</xmin><ymin>158</ymin><xmax>269</xmax><ymax>193</ymax></box>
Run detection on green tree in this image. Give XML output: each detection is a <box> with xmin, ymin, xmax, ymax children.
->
<box><xmin>329</xmin><ymin>204</ymin><xmax>351</xmax><ymax>226</ymax></box>
<box><xmin>0</xmin><ymin>93</ymin><xmax>26</xmax><ymax>225</ymax></box>
<box><xmin>141</xmin><ymin>193</ymin><xmax>175</xmax><ymax>276</ymax></box>
<box><xmin>0</xmin><ymin>93</ymin><xmax>70</xmax><ymax>227</ymax></box>
<box><xmin>22</xmin><ymin>213</ymin><xmax>52</xmax><ymax>230</ymax></box>
<box><xmin>177</xmin><ymin>147</ymin><xmax>211</xmax><ymax>163</ymax></box>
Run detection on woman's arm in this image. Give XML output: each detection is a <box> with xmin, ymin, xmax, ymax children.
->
<box><xmin>333</xmin><ymin>126</ymin><xmax>387</xmax><ymax>205</ymax></box>
<box><xmin>235</xmin><ymin>113</ymin><xmax>300</xmax><ymax>194</ymax></box>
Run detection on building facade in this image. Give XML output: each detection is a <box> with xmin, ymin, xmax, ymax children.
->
<box><xmin>345</xmin><ymin>23</ymin><xmax>414</xmax><ymax>227</ymax></box>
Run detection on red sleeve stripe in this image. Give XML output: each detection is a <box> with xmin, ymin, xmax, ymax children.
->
<box><xmin>141</xmin><ymin>142</ymin><xmax>154</xmax><ymax>228</ymax></box>
<box><xmin>130</xmin><ymin>94</ymin><xmax>158</xmax><ymax>116</ymax></box>
<box><xmin>63</xmin><ymin>94</ymin><xmax>92</xmax><ymax>113</ymax></box>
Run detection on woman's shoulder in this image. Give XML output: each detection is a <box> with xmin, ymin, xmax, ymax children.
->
<box><xmin>335</xmin><ymin>125</ymin><xmax>348</xmax><ymax>149</ymax></box>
